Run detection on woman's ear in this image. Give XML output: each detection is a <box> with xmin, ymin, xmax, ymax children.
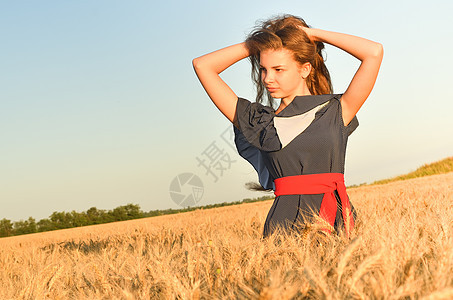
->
<box><xmin>300</xmin><ymin>62</ymin><xmax>312</xmax><ymax>79</ymax></box>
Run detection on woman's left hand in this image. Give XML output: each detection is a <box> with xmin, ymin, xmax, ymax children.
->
<box><xmin>299</xmin><ymin>26</ymin><xmax>315</xmax><ymax>42</ymax></box>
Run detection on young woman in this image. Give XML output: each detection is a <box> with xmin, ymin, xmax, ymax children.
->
<box><xmin>192</xmin><ymin>15</ymin><xmax>383</xmax><ymax>238</ymax></box>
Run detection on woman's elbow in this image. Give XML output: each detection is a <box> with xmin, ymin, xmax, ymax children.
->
<box><xmin>193</xmin><ymin>57</ymin><xmax>209</xmax><ymax>75</ymax></box>
<box><xmin>192</xmin><ymin>57</ymin><xmax>201</xmax><ymax>70</ymax></box>
<box><xmin>374</xmin><ymin>43</ymin><xmax>384</xmax><ymax>60</ymax></box>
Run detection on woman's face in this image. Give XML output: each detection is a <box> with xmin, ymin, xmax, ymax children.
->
<box><xmin>259</xmin><ymin>48</ymin><xmax>309</xmax><ymax>102</ymax></box>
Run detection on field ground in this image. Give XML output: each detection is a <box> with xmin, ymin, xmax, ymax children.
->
<box><xmin>1</xmin><ymin>172</ymin><xmax>453</xmax><ymax>299</ymax></box>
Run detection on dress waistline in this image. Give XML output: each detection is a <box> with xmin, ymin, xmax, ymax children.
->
<box><xmin>273</xmin><ymin>173</ymin><xmax>354</xmax><ymax>238</ymax></box>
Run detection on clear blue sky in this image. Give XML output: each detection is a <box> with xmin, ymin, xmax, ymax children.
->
<box><xmin>1</xmin><ymin>0</ymin><xmax>452</xmax><ymax>221</ymax></box>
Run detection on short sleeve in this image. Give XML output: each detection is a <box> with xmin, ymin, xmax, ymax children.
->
<box><xmin>235</xmin><ymin>97</ymin><xmax>281</xmax><ymax>152</ymax></box>
<box><xmin>233</xmin><ymin>125</ymin><xmax>275</xmax><ymax>190</ymax></box>
<box><xmin>345</xmin><ymin>116</ymin><xmax>359</xmax><ymax>136</ymax></box>
<box><xmin>334</xmin><ymin>94</ymin><xmax>359</xmax><ymax>137</ymax></box>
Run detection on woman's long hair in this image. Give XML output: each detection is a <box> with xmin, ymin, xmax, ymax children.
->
<box><xmin>245</xmin><ymin>14</ymin><xmax>333</xmax><ymax>108</ymax></box>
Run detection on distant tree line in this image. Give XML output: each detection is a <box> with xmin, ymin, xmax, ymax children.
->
<box><xmin>0</xmin><ymin>204</ymin><xmax>143</xmax><ymax>238</ymax></box>
<box><xmin>0</xmin><ymin>195</ymin><xmax>274</xmax><ymax>238</ymax></box>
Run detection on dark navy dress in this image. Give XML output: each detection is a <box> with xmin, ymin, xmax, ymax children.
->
<box><xmin>233</xmin><ymin>94</ymin><xmax>359</xmax><ymax>237</ymax></box>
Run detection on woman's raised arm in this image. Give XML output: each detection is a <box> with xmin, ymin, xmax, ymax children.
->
<box><xmin>303</xmin><ymin>27</ymin><xmax>383</xmax><ymax>126</ymax></box>
<box><xmin>192</xmin><ymin>43</ymin><xmax>250</xmax><ymax>126</ymax></box>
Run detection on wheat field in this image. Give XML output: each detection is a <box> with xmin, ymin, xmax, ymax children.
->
<box><xmin>1</xmin><ymin>172</ymin><xmax>453</xmax><ymax>299</ymax></box>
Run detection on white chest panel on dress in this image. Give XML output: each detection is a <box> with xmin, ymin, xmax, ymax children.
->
<box><xmin>274</xmin><ymin>101</ymin><xmax>330</xmax><ymax>149</ymax></box>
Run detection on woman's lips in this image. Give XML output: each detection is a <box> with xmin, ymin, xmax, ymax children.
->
<box><xmin>267</xmin><ymin>87</ymin><xmax>278</xmax><ymax>92</ymax></box>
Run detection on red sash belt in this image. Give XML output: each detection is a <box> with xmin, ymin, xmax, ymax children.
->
<box><xmin>274</xmin><ymin>173</ymin><xmax>354</xmax><ymax>238</ymax></box>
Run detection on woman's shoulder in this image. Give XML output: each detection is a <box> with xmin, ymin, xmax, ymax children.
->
<box><xmin>235</xmin><ymin>97</ymin><xmax>281</xmax><ymax>152</ymax></box>
<box><xmin>309</xmin><ymin>93</ymin><xmax>359</xmax><ymax>136</ymax></box>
